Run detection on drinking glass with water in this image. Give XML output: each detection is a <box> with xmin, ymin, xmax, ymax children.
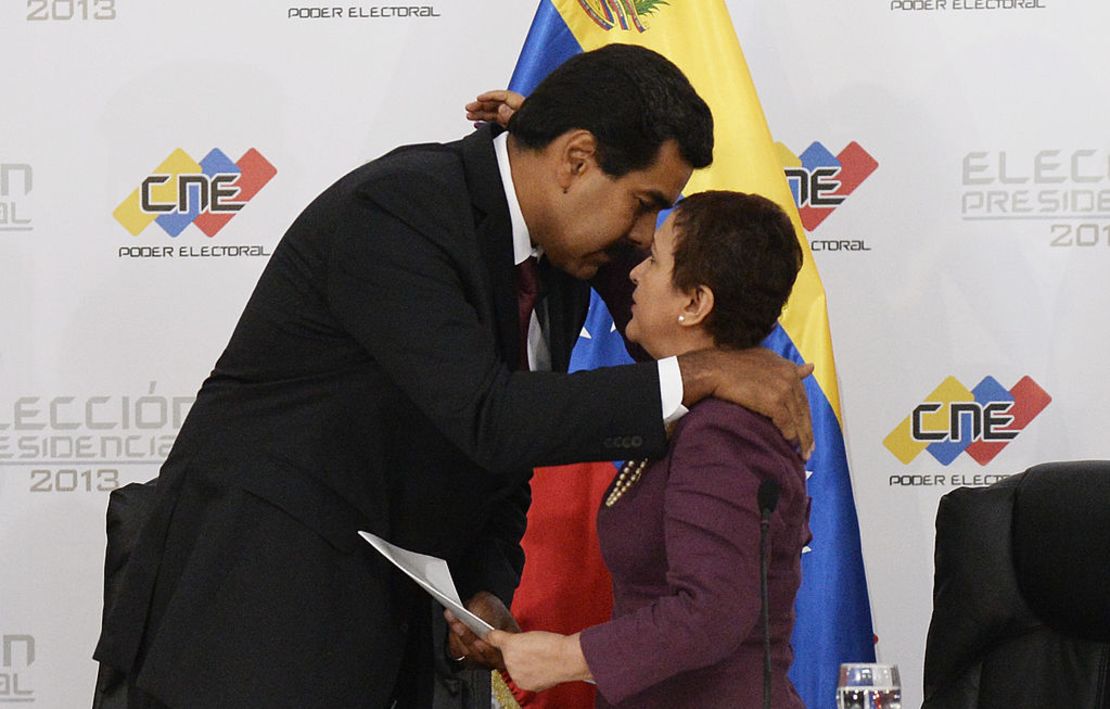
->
<box><xmin>836</xmin><ymin>663</ymin><xmax>901</xmax><ymax>709</ymax></box>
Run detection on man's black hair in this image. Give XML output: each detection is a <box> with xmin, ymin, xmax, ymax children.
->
<box><xmin>507</xmin><ymin>44</ymin><xmax>713</xmax><ymax>176</ymax></box>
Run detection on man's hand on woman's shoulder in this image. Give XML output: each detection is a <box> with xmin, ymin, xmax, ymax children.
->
<box><xmin>677</xmin><ymin>348</ymin><xmax>814</xmax><ymax>458</ymax></box>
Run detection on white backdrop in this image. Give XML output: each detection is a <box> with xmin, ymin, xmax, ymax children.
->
<box><xmin>2</xmin><ymin>1</ymin><xmax>1108</xmax><ymax>707</ymax></box>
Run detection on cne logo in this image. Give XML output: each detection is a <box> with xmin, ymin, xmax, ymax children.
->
<box><xmin>114</xmin><ymin>148</ymin><xmax>276</xmax><ymax>237</ymax></box>
<box><xmin>1</xmin><ymin>163</ymin><xmax>33</xmax><ymax>233</ymax></box>
<box><xmin>777</xmin><ymin>141</ymin><xmax>878</xmax><ymax>231</ymax></box>
<box><xmin>1</xmin><ymin>634</ymin><xmax>35</xmax><ymax>701</ymax></box>
<box><xmin>576</xmin><ymin>0</ymin><xmax>670</xmax><ymax>32</ymax></box>
<box><xmin>884</xmin><ymin>375</ymin><xmax>1051</xmax><ymax>466</ymax></box>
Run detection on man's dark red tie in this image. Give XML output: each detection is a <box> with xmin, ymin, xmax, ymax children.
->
<box><xmin>515</xmin><ymin>256</ymin><xmax>541</xmax><ymax>371</ymax></box>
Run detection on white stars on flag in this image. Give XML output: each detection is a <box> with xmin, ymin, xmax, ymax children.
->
<box><xmin>803</xmin><ymin>467</ymin><xmax>814</xmax><ymax>554</ymax></box>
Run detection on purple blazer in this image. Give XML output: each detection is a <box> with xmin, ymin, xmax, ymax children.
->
<box><xmin>579</xmin><ymin>398</ymin><xmax>810</xmax><ymax>708</ymax></box>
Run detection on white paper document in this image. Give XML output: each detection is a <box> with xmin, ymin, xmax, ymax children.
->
<box><xmin>358</xmin><ymin>531</ymin><xmax>494</xmax><ymax>639</ymax></box>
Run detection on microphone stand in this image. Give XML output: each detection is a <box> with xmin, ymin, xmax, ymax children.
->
<box><xmin>758</xmin><ymin>479</ymin><xmax>780</xmax><ymax>709</ymax></box>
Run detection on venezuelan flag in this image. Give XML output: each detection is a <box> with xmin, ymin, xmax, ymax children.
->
<box><xmin>505</xmin><ymin>2</ymin><xmax>876</xmax><ymax>707</ymax></box>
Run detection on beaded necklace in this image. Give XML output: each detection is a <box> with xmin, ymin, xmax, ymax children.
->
<box><xmin>604</xmin><ymin>458</ymin><xmax>650</xmax><ymax>507</ymax></box>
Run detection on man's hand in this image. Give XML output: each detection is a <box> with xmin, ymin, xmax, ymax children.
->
<box><xmin>678</xmin><ymin>348</ymin><xmax>815</xmax><ymax>457</ymax></box>
<box><xmin>465</xmin><ymin>90</ymin><xmax>525</xmax><ymax>128</ymax></box>
<box><xmin>444</xmin><ymin>591</ymin><xmax>521</xmax><ymax>670</ymax></box>
<box><xmin>485</xmin><ymin>630</ymin><xmax>592</xmax><ymax>693</ymax></box>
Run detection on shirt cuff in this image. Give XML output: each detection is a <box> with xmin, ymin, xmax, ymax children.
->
<box><xmin>657</xmin><ymin>356</ymin><xmax>688</xmax><ymax>425</ymax></box>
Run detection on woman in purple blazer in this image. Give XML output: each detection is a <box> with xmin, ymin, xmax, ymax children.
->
<box><xmin>485</xmin><ymin>191</ymin><xmax>809</xmax><ymax>708</ymax></box>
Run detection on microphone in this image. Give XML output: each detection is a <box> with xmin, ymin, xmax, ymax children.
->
<box><xmin>758</xmin><ymin>479</ymin><xmax>781</xmax><ymax>517</ymax></box>
<box><xmin>758</xmin><ymin>479</ymin><xmax>780</xmax><ymax>709</ymax></box>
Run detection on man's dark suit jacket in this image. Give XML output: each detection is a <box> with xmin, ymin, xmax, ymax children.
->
<box><xmin>93</xmin><ymin>126</ymin><xmax>666</xmax><ymax>708</ymax></box>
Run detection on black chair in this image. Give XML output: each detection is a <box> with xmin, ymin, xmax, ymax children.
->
<box><xmin>922</xmin><ymin>461</ymin><xmax>1110</xmax><ymax>708</ymax></box>
<box><xmin>93</xmin><ymin>479</ymin><xmax>159</xmax><ymax>709</ymax></box>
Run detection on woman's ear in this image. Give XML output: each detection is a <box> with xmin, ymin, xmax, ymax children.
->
<box><xmin>678</xmin><ymin>285</ymin><xmax>714</xmax><ymax>327</ymax></box>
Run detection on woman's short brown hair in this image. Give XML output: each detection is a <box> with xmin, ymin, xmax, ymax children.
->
<box><xmin>670</xmin><ymin>191</ymin><xmax>803</xmax><ymax>349</ymax></box>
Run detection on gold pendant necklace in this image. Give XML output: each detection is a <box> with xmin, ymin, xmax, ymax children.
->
<box><xmin>604</xmin><ymin>458</ymin><xmax>649</xmax><ymax>507</ymax></box>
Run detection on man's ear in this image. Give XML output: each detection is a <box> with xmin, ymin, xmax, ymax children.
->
<box><xmin>556</xmin><ymin>130</ymin><xmax>599</xmax><ymax>190</ymax></box>
<box><xmin>679</xmin><ymin>285</ymin><xmax>714</xmax><ymax>327</ymax></box>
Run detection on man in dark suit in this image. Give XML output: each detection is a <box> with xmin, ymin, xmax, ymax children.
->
<box><xmin>94</xmin><ymin>44</ymin><xmax>812</xmax><ymax>708</ymax></box>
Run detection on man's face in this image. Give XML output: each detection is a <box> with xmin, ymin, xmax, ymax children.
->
<box><xmin>537</xmin><ymin>139</ymin><xmax>692</xmax><ymax>280</ymax></box>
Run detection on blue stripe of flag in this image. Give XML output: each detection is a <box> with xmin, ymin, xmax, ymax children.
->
<box><xmin>508</xmin><ymin>1</ymin><xmax>582</xmax><ymax>95</ymax></box>
<box><xmin>764</xmin><ymin>325</ymin><xmax>876</xmax><ymax>707</ymax></box>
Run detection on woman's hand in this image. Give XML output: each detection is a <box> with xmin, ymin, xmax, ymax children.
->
<box><xmin>465</xmin><ymin>90</ymin><xmax>525</xmax><ymax>128</ymax></box>
<box><xmin>486</xmin><ymin>629</ymin><xmax>593</xmax><ymax>692</ymax></box>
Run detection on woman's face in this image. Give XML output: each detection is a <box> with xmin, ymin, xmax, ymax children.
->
<box><xmin>625</xmin><ymin>212</ymin><xmax>697</xmax><ymax>359</ymax></box>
